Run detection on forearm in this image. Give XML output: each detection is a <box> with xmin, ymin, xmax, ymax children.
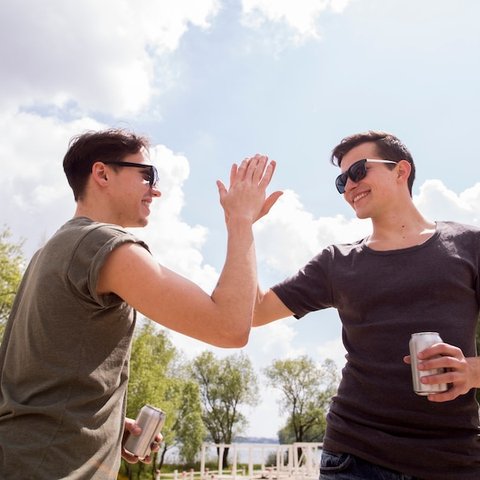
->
<box><xmin>253</xmin><ymin>287</ymin><xmax>270</xmax><ymax>327</ymax></box>
<box><xmin>253</xmin><ymin>285</ymin><xmax>294</xmax><ymax>326</ymax></box>
<box><xmin>211</xmin><ymin>216</ymin><xmax>257</xmax><ymax>344</ymax></box>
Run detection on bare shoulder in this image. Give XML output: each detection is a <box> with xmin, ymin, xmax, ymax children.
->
<box><xmin>96</xmin><ymin>242</ymin><xmax>205</xmax><ymax>321</ymax></box>
<box><xmin>96</xmin><ymin>242</ymin><xmax>162</xmax><ymax>296</ymax></box>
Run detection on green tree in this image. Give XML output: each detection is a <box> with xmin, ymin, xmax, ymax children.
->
<box><xmin>190</xmin><ymin>351</ymin><xmax>259</xmax><ymax>466</ymax></box>
<box><xmin>0</xmin><ymin>227</ymin><xmax>25</xmax><ymax>339</ymax></box>
<box><xmin>163</xmin><ymin>380</ymin><xmax>205</xmax><ymax>465</ymax></box>
<box><xmin>264</xmin><ymin>356</ymin><xmax>339</xmax><ymax>443</ymax></box>
<box><xmin>121</xmin><ymin>324</ymin><xmax>204</xmax><ymax>480</ymax></box>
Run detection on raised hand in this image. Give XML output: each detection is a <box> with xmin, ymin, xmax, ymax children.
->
<box><xmin>216</xmin><ymin>154</ymin><xmax>283</xmax><ymax>224</ymax></box>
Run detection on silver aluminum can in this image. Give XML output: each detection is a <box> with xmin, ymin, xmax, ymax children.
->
<box><xmin>124</xmin><ymin>405</ymin><xmax>166</xmax><ymax>459</ymax></box>
<box><xmin>409</xmin><ymin>332</ymin><xmax>448</xmax><ymax>395</ymax></box>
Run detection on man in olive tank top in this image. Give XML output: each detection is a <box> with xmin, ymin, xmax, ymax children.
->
<box><xmin>0</xmin><ymin>129</ymin><xmax>282</xmax><ymax>479</ymax></box>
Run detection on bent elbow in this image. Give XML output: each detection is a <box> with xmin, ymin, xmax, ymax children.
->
<box><xmin>232</xmin><ymin>330</ymin><xmax>250</xmax><ymax>348</ymax></box>
<box><xmin>217</xmin><ymin>327</ymin><xmax>251</xmax><ymax>348</ymax></box>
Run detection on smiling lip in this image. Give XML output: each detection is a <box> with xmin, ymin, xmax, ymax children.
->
<box><xmin>352</xmin><ymin>191</ymin><xmax>370</xmax><ymax>204</ymax></box>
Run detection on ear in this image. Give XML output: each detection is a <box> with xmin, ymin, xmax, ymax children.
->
<box><xmin>91</xmin><ymin>162</ymin><xmax>109</xmax><ymax>187</ymax></box>
<box><xmin>396</xmin><ymin>160</ymin><xmax>411</xmax><ymax>185</ymax></box>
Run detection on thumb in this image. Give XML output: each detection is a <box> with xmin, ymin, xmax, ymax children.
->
<box><xmin>216</xmin><ymin>180</ymin><xmax>229</xmax><ymax>223</ymax></box>
<box><xmin>256</xmin><ymin>191</ymin><xmax>283</xmax><ymax>221</ymax></box>
<box><xmin>216</xmin><ymin>180</ymin><xmax>227</xmax><ymax>201</ymax></box>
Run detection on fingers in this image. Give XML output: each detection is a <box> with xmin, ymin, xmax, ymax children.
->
<box><xmin>138</xmin><ymin>436</ymin><xmax>162</xmax><ymax>464</ymax></box>
<box><xmin>229</xmin><ymin>163</ymin><xmax>239</xmax><ymax>186</ymax></box>
<box><xmin>217</xmin><ymin>154</ymin><xmax>277</xmax><ymax>200</ymax></box>
<box><xmin>250</xmin><ymin>155</ymin><xmax>268</xmax><ymax>184</ymax></box>
<box><xmin>122</xmin><ymin>450</ymin><xmax>140</xmax><ymax>464</ymax></box>
<box><xmin>121</xmin><ymin>433</ymin><xmax>163</xmax><ymax>464</ymax></box>
<box><xmin>121</xmin><ymin>418</ymin><xmax>143</xmax><ymax>464</ymax></box>
<box><xmin>235</xmin><ymin>158</ymin><xmax>251</xmax><ymax>183</ymax></box>
<box><xmin>216</xmin><ymin>153</ymin><xmax>279</xmax><ymax>223</ymax></box>
<box><xmin>124</xmin><ymin>418</ymin><xmax>141</xmax><ymax>436</ymax></box>
<box><xmin>258</xmin><ymin>159</ymin><xmax>276</xmax><ymax>189</ymax></box>
<box><xmin>410</xmin><ymin>343</ymin><xmax>473</xmax><ymax>402</ymax></box>
<box><xmin>151</xmin><ymin>433</ymin><xmax>163</xmax><ymax>453</ymax></box>
<box><xmin>230</xmin><ymin>154</ymin><xmax>271</xmax><ymax>186</ymax></box>
<box><xmin>417</xmin><ymin>343</ymin><xmax>462</xmax><ymax>360</ymax></box>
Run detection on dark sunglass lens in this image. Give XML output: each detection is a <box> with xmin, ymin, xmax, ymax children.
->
<box><xmin>335</xmin><ymin>159</ymin><xmax>368</xmax><ymax>194</ymax></box>
<box><xmin>149</xmin><ymin>166</ymin><xmax>159</xmax><ymax>187</ymax></box>
<box><xmin>349</xmin><ymin>161</ymin><xmax>367</xmax><ymax>183</ymax></box>
<box><xmin>335</xmin><ymin>173</ymin><xmax>348</xmax><ymax>193</ymax></box>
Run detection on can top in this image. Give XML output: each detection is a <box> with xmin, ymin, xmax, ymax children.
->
<box><xmin>411</xmin><ymin>332</ymin><xmax>440</xmax><ymax>337</ymax></box>
<box><xmin>144</xmin><ymin>404</ymin><xmax>166</xmax><ymax>415</ymax></box>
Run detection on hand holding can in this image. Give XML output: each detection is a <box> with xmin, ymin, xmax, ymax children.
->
<box><xmin>409</xmin><ymin>332</ymin><xmax>448</xmax><ymax>396</ymax></box>
<box><xmin>124</xmin><ymin>405</ymin><xmax>166</xmax><ymax>460</ymax></box>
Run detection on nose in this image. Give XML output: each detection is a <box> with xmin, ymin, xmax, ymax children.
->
<box><xmin>151</xmin><ymin>185</ymin><xmax>161</xmax><ymax>197</ymax></box>
<box><xmin>344</xmin><ymin>176</ymin><xmax>357</xmax><ymax>193</ymax></box>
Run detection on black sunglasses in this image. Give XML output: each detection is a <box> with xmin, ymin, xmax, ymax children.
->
<box><xmin>103</xmin><ymin>161</ymin><xmax>159</xmax><ymax>188</ymax></box>
<box><xmin>335</xmin><ymin>158</ymin><xmax>398</xmax><ymax>194</ymax></box>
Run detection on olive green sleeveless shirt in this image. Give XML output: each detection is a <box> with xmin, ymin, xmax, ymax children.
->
<box><xmin>0</xmin><ymin>217</ymin><xmax>149</xmax><ymax>479</ymax></box>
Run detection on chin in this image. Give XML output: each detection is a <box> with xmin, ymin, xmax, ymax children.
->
<box><xmin>125</xmin><ymin>218</ymin><xmax>148</xmax><ymax>228</ymax></box>
<box><xmin>354</xmin><ymin>209</ymin><xmax>369</xmax><ymax>220</ymax></box>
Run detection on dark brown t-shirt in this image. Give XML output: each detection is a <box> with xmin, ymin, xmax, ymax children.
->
<box><xmin>0</xmin><ymin>217</ymin><xmax>149</xmax><ymax>479</ymax></box>
<box><xmin>273</xmin><ymin>221</ymin><xmax>480</xmax><ymax>480</ymax></box>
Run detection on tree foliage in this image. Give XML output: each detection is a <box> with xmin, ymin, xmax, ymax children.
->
<box><xmin>264</xmin><ymin>356</ymin><xmax>339</xmax><ymax>443</ymax></box>
<box><xmin>0</xmin><ymin>227</ymin><xmax>25</xmax><ymax>339</ymax></box>
<box><xmin>190</xmin><ymin>351</ymin><xmax>259</xmax><ymax>466</ymax></box>
<box><xmin>121</xmin><ymin>323</ymin><xmax>204</xmax><ymax>480</ymax></box>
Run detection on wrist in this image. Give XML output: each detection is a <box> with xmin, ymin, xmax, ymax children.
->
<box><xmin>225</xmin><ymin>214</ymin><xmax>254</xmax><ymax>229</ymax></box>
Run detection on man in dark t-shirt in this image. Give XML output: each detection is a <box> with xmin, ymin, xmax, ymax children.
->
<box><xmin>253</xmin><ymin>131</ymin><xmax>480</xmax><ymax>480</ymax></box>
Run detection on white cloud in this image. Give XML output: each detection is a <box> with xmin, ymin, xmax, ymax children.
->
<box><xmin>254</xmin><ymin>189</ymin><xmax>370</xmax><ymax>275</ymax></box>
<box><xmin>414</xmin><ymin>179</ymin><xmax>480</xmax><ymax>225</ymax></box>
<box><xmin>136</xmin><ymin>144</ymin><xmax>219</xmax><ymax>291</ymax></box>
<box><xmin>242</xmin><ymin>384</ymin><xmax>284</xmax><ymax>437</ymax></box>
<box><xmin>0</xmin><ymin>111</ymin><xmax>102</xmax><ymax>252</ymax></box>
<box><xmin>241</xmin><ymin>0</ymin><xmax>352</xmax><ymax>43</ymax></box>
<box><xmin>0</xmin><ymin>0</ymin><xmax>220</xmax><ymax>116</ymax></box>
<box><xmin>247</xmin><ymin>320</ymin><xmax>305</xmax><ymax>361</ymax></box>
<box><xmin>316</xmin><ymin>337</ymin><xmax>347</xmax><ymax>372</ymax></box>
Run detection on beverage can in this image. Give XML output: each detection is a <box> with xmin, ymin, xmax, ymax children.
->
<box><xmin>409</xmin><ymin>332</ymin><xmax>448</xmax><ymax>395</ymax></box>
<box><xmin>124</xmin><ymin>405</ymin><xmax>166</xmax><ymax>459</ymax></box>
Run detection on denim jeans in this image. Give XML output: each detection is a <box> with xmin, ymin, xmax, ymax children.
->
<box><xmin>319</xmin><ymin>449</ymin><xmax>419</xmax><ymax>480</ymax></box>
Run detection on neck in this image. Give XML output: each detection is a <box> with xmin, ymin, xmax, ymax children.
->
<box><xmin>74</xmin><ymin>199</ymin><xmax>120</xmax><ymax>226</ymax></box>
<box><xmin>368</xmin><ymin>203</ymin><xmax>435</xmax><ymax>250</ymax></box>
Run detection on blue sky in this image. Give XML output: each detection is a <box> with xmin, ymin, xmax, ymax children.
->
<box><xmin>1</xmin><ymin>0</ymin><xmax>480</xmax><ymax>438</ymax></box>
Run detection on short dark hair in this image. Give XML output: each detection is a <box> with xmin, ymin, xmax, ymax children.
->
<box><xmin>63</xmin><ymin>128</ymin><xmax>150</xmax><ymax>201</ymax></box>
<box><xmin>330</xmin><ymin>130</ymin><xmax>415</xmax><ymax>195</ymax></box>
